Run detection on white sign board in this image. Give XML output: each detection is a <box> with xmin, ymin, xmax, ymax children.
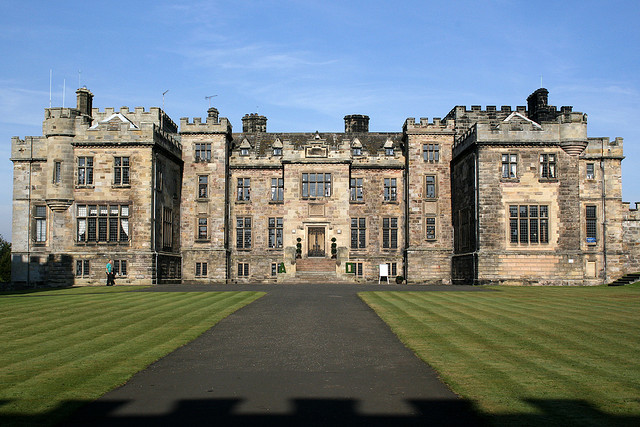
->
<box><xmin>379</xmin><ymin>264</ymin><xmax>389</xmax><ymax>284</ymax></box>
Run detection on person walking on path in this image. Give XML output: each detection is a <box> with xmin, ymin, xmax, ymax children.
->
<box><xmin>105</xmin><ymin>259</ymin><xmax>115</xmax><ymax>286</ymax></box>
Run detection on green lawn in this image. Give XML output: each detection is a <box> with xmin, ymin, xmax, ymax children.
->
<box><xmin>0</xmin><ymin>286</ymin><xmax>263</xmax><ymax>426</ymax></box>
<box><xmin>360</xmin><ymin>284</ymin><xmax>640</xmax><ymax>426</ymax></box>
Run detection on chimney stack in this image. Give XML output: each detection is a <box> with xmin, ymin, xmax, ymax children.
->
<box><xmin>76</xmin><ymin>87</ymin><xmax>93</xmax><ymax>117</ymax></box>
<box><xmin>344</xmin><ymin>114</ymin><xmax>369</xmax><ymax>133</ymax></box>
<box><xmin>242</xmin><ymin>113</ymin><xmax>267</xmax><ymax>133</ymax></box>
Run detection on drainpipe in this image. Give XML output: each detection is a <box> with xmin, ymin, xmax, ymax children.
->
<box><xmin>152</xmin><ymin>152</ymin><xmax>158</xmax><ymax>285</ymax></box>
<box><xmin>601</xmin><ymin>141</ymin><xmax>607</xmax><ymax>284</ymax></box>
<box><xmin>474</xmin><ymin>149</ymin><xmax>480</xmax><ymax>285</ymax></box>
<box><xmin>27</xmin><ymin>137</ymin><xmax>33</xmax><ymax>288</ymax></box>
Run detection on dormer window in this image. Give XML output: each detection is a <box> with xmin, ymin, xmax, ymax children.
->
<box><xmin>384</xmin><ymin>139</ymin><xmax>394</xmax><ymax>156</ymax></box>
<box><xmin>273</xmin><ymin>147</ymin><xmax>282</xmax><ymax>156</ymax></box>
<box><xmin>239</xmin><ymin>138</ymin><xmax>252</xmax><ymax>156</ymax></box>
<box><xmin>352</xmin><ymin>147</ymin><xmax>362</xmax><ymax>156</ymax></box>
<box><xmin>241</xmin><ymin>148</ymin><xmax>249</xmax><ymax>156</ymax></box>
<box><xmin>385</xmin><ymin>147</ymin><xmax>394</xmax><ymax>156</ymax></box>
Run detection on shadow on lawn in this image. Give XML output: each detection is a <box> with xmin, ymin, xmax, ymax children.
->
<box><xmin>2</xmin><ymin>397</ymin><xmax>639</xmax><ymax>427</ymax></box>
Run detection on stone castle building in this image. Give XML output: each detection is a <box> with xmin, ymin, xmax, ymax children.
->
<box><xmin>10</xmin><ymin>87</ymin><xmax>640</xmax><ymax>286</ymax></box>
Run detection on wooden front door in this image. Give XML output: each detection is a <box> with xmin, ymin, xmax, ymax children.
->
<box><xmin>308</xmin><ymin>227</ymin><xmax>325</xmax><ymax>257</ymax></box>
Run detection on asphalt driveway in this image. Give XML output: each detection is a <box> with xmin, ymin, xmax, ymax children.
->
<box><xmin>66</xmin><ymin>283</ymin><xmax>485</xmax><ymax>426</ymax></box>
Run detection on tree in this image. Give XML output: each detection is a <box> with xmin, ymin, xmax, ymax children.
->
<box><xmin>0</xmin><ymin>235</ymin><xmax>11</xmax><ymax>282</ymax></box>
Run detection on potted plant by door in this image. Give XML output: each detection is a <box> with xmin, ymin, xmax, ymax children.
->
<box><xmin>296</xmin><ymin>237</ymin><xmax>302</xmax><ymax>258</ymax></box>
<box><xmin>395</xmin><ymin>275</ymin><xmax>404</xmax><ymax>284</ymax></box>
<box><xmin>331</xmin><ymin>237</ymin><xmax>337</xmax><ymax>259</ymax></box>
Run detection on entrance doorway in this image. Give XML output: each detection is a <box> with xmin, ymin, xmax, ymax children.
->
<box><xmin>308</xmin><ymin>227</ymin><xmax>325</xmax><ymax>257</ymax></box>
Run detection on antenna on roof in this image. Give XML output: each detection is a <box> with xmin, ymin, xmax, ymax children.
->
<box><xmin>62</xmin><ymin>78</ymin><xmax>66</xmax><ymax>108</ymax></box>
<box><xmin>162</xmin><ymin>90</ymin><xmax>169</xmax><ymax>111</ymax></box>
<box><xmin>205</xmin><ymin>95</ymin><xmax>217</xmax><ymax>108</ymax></box>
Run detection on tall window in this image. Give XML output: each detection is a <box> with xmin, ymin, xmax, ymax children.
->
<box><xmin>425</xmin><ymin>175</ymin><xmax>437</xmax><ymax>199</ymax></box>
<box><xmin>423</xmin><ymin>144</ymin><xmax>440</xmax><ymax>162</ymax></box>
<box><xmin>53</xmin><ymin>161</ymin><xmax>62</xmax><ymax>184</ymax></box>
<box><xmin>502</xmin><ymin>154</ymin><xmax>518</xmax><ymax>179</ymax></box>
<box><xmin>351</xmin><ymin>218</ymin><xmax>366</xmax><ymax>249</ymax></box>
<box><xmin>77</xmin><ymin>157</ymin><xmax>93</xmax><ymax>185</ymax></box>
<box><xmin>114</xmin><ymin>260</ymin><xmax>127</xmax><ymax>276</ymax></box>
<box><xmin>509</xmin><ymin>205</ymin><xmax>549</xmax><ymax>244</ymax></box>
<box><xmin>271</xmin><ymin>178</ymin><xmax>284</xmax><ymax>201</ymax></box>
<box><xmin>302</xmin><ymin>173</ymin><xmax>331</xmax><ymax>198</ymax></box>
<box><xmin>383</xmin><ymin>217</ymin><xmax>398</xmax><ymax>249</ymax></box>
<box><xmin>195</xmin><ymin>143</ymin><xmax>211</xmax><ymax>162</ymax></box>
<box><xmin>238</xmin><ymin>263</ymin><xmax>249</xmax><ymax>277</ymax></box>
<box><xmin>237</xmin><ymin>178</ymin><xmax>251</xmax><ymax>201</ymax></box>
<box><xmin>268</xmin><ymin>217</ymin><xmax>283</xmax><ymax>248</ymax></box>
<box><xmin>384</xmin><ymin>178</ymin><xmax>397</xmax><ymax>202</ymax></box>
<box><xmin>386</xmin><ymin>262</ymin><xmax>397</xmax><ymax>277</ymax></box>
<box><xmin>75</xmin><ymin>260</ymin><xmax>90</xmax><ymax>277</ymax></box>
<box><xmin>236</xmin><ymin>217</ymin><xmax>252</xmax><ymax>249</ymax></box>
<box><xmin>34</xmin><ymin>205</ymin><xmax>47</xmax><ymax>242</ymax></box>
<box><xmin>196</xmin><ymin>262</ymin><xmax>208</xmax><ymax>277</ymax></box>
<box><xmin>77</xmin><ymin>204</ymin><xmax>129</xmax><ymax>243</ymax></box>
<box><xmin>198</xmin><ymin>175</ymin><xmax>208</xmax><ymax>198</ymax></box>
<box><xmin>586</xmin><ymin>163</ymin><xmax>595</xmax><ymax>179</ymax></box>
<box><xmin>426</xmin><ymin>217</ymin><xmax>436</xmax><ymax>240</ymax></box>
<box><xmin>586</xmin><ymin>205</ymin><xmax>597</xmax><ymax>243</ymax></box>
<box><xmin>540</xmin><ymin>154</ymin><xmax>556</xmax><ymax>179</ymax></box>
<box><xmin>163</xmin><ymin>207</ymin><xmax>173</xmax><ymax>249</ymax></box>
<box><xmin>197</xmin><ymin>217</ymin><xmax>208</xmax><ymax>240</ymax></box>
<box><xmin>114</xmin><ymin>157</ymin><xmax>130</xmax><ymax>185</ymax></box>
<box><xmin>350</xmin><ymin>178</ymin><xmax>363</xmax><ymax>202</ymax></box>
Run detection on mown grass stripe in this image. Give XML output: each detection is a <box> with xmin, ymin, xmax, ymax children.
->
<box><xmin>0</xmin><ymin>290</ymin><xmax>263</xmax><ymax>424</ymax></box>
<box><xmin>360</xmin><ymin>287</ymin><xmax>640</xmax><ymax>424</ymax></box>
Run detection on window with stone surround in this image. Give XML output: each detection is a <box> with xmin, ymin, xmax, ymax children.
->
<box><xmin>383</xmin><ymin>178</ymin><xmax>397</xmax><ymax>202</ymax></box>
<box><xmin>423</xmin><ymin>144</ymin><xmax>440</xmax><ymax>162</ymax></box>
<box><xmin>236</xmin><ymin>217</ymin><xmax>252</xmax><ymax>249</ymax></box>
<box><xmin>425</xmin><ymin>175</ymin><xmax>437</xmax><ymax>199</ymax></box>
<box><xmin>77</xmin><ymin>157</ymin><xmax>94</xmax><ymax>186</ymax></box>
<box><xmin>271</xmin><ymin>178</ymin><xmax>283</xmax><ymax>201</ymax></box>
<box><xmin>113</xmin><ymin>156</ymin><xmax>130</xmax><ymax>185</ymax></box>
<box><xmin>198</xmin><ymin>175</ymin><xmax>208</xmax><ymax>198</ymax></box>
<box><xmin>586</xmin><ymin>205</ymin><xmax>597</xmax><ymax>243</ymax></box>
<box><xmin>540</xmin><ymin>154</ymin><xmax>556</xmax><ymax>179</ymax></box>
<box><xmin>356</xmin><ymin>262</ymin><xmax>363</xmax><ymax>277</ymax></box>
<box><xmin>350</xmin><ymin>178</ymin><xmax>363</xmax><ymax>202</ymax></box>
<box><xmin>237</xmin><ymin>178</ymin><xmax>251</xmax><ymax>201</ymax></box>
<box><xmin>75</xmin><ymin>259</ymin><xmax>90</xmax><ymax>277</ymax></box>
<box><xmin>34</xmin><ymin>205</ymin><xmax>47</xmax><ymax>243</ymax></box>
<box><xmin>197</xmin><ymin>217</ymin><xmax>208</xmax><ymax>240</ymax></box>
<box><xmin>196</xmin><ymin>262</ymin><xmax>208</xmax><ymax>277</ymax></box>
<box><xmin>302</xmin><ymin>173</ymin><xmax>331</xmax><ymax>198</ymax></box>
<box><xmin>351</xmin><ymin>218</ymin><xmax>366</xmax><ymax>249</ymax></box>
<box><xmin>426</xmin><ymin>216</ymin><xmax>437</xmax><ymax>240</ymax></box>
<box><xmin>114</xmin><ymin>260</ymin><xmax>127</xmax><ymax>276</ymax></box>
<box><xmin>382</xmin><ymin>217</ymin><xmax>398</xmax><ymax>249</ymax></box>
<box><xmin>195</xmin><ymin>143</ymin><xmax>211</xmax><ymax>162</ymax></box>
<box><xmin>162</xmin><ymin>207</ymin><xmax>173</xmax><ymax>250</ymax></box>
<box><xmin>386</xmin><ymin>262</ymin><xmax>397</xmax><ymax>277</ymax></box>
<box><xmin>238</xmin><ymin>263</ymin><xmax>250</xmax><ymax>277</ymax></box>
<box><xmin>586</xmin><ymin>163</ymin><xmax>595</xmax><ymax>179</ymax></box>
<box><xmin>509</xmin><ymin>205</ymin><xmax>548</xmax><ymax>244</ymax></box>
<box><xmin>77</xmin><ymin>204</ymin><xmax>129</xmax><ymax>243</ymax></box>
<box><xmin>53</xmin><ymin>161</ymin><xmax>62</xmax><ymax>184</ymax></box>
<box><xmin>268</xmin><ymin>217</ymin><xmax>283</xmax><ymax>248</ymax></box>
<box><xmin>502</xmin><ymin>154</ymin><xmax>518</xmax><ymax>179</ymax></box>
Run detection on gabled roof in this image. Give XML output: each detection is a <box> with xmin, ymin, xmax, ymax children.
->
<box><xmin>89</xmin><ymin>112</ymin><xmax>139</xmax><ymax>130</ymax></box>
<box><xmin>498</xmin><ymin>111</ymin><xmax>542</xmax><ymax>129</ymax></box>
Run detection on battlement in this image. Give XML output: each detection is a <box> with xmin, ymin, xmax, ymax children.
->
<box><xmin>623</xmin><ymin>202</ymin><xmax>640</xmax><ymax>220</ymax></box>
<box><xmin>180</xmin><ymin>115</ymin><xmax>232</xmax><ymax>134</ymax></box>
<box><xmin>89</xmin><ymin>106</ymin><xmax>178</xmax><ymax>133</ymax></box>
<box><xmin>583</xmin><ymin>137</ymin><xmax>624</xmax><ymax>158</ymax></box>
<box><xmin>403</xmin><ymin>117</ymin><xmax>455</xmax><ymax>133</ymax></box>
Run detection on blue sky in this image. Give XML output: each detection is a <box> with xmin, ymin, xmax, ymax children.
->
<box><xmin>1</xmin><ymin>0</ymin><xmax>639</xmax><ymax>241</ymax></box>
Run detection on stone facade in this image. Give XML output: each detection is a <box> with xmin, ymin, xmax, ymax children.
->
<box><xmin>9</xmin><ymin>87</ymin><xmax>639</xmax><ymax>286</ymax></box>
